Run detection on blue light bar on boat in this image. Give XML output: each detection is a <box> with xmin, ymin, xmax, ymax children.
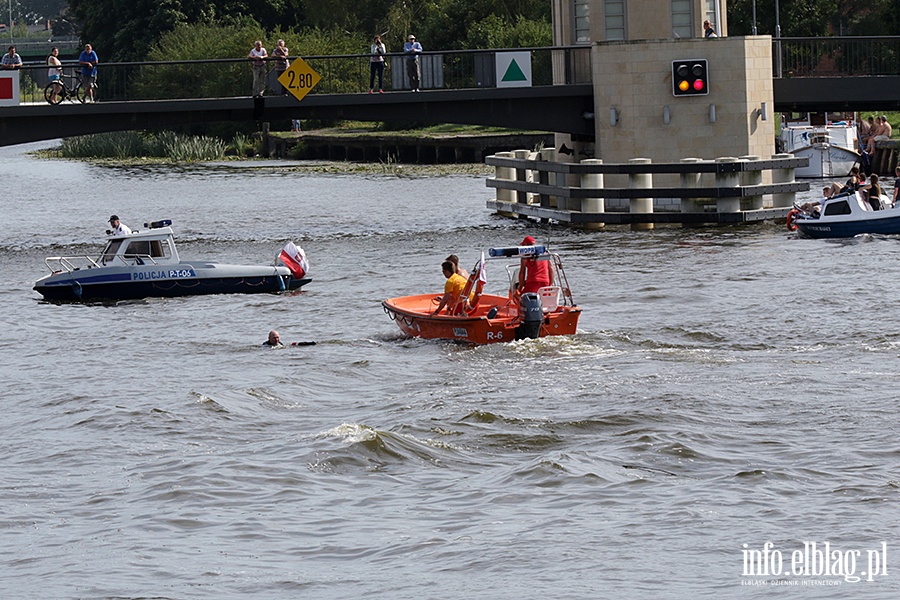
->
<box><xmin>144</xmin><ymin>219</ymin><xmax>173</xmax><ymax>229</ymax></box>
<box><xmin>488</xmin><ymin>245</ymin><xmax>547</xmax><ymax>258</ymax></box>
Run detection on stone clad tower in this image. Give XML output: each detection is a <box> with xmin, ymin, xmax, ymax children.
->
<box><xmin>553</xmin><ymin>0</ymin><xmax>774</xmax><ymax>166</ymax></box>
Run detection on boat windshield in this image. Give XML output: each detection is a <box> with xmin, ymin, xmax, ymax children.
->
<box><xmin>99</xmin><ymin>239</ymin><xmax>124</xmax><ymax>264</ymax></box>
<box><xmin>124</xmin><ymin>239</ymin><xmax>171</xmax><ymax>259</ymax></box>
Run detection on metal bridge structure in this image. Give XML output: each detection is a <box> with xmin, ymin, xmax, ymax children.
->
<box><xmin>1</xmin><ymin>38</ymin><xmax>898</xmax><ymax>148</ymax></box>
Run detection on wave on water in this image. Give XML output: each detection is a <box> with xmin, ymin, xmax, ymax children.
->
<box><xmin>311</xmin><ymin>423</ymin><xmax>470</xmax><ymax>472</ymax></box>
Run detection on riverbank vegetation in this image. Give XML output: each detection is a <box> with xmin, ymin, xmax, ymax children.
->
<box><xmin>53</xmin><ymin>131</ymin><xmax>231</xmax><ymax>161</ymax></box>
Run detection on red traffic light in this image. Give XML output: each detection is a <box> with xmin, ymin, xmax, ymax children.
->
<box><xmin>672</xmin><ymin>59</ymin><xmax>709</xmax><ymax>96</ymax></box>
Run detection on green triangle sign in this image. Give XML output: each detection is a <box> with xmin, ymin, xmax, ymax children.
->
<box><xmin>501</xmin><ymin>59</ymin><xmax>527</xmax><ymax>82</ymax></box>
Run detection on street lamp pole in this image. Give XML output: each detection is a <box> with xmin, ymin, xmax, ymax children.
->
<box><xmin>751</xmin><ymin>0</ymin><xmax>758</xmax><ymax>35</ymax></box>
<box><xmin>774</xmin><ymin>0</ymin><xmax>782</xmax><ymax>77</ymax></box>
<box><xmin>8</xmin><ymin>0</ymin><xmax>13</xmax><ymax>41</ymax></box>
<box><xmin>774</xmin><ymin>0</ymin><xmax>781</xmax><ymax>38</ymax></box>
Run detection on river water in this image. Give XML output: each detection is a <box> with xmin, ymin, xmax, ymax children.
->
<box><xmin>2</xmin><ymin>142</ymin><xmax>899</xmax><ymax>598</ymax></box>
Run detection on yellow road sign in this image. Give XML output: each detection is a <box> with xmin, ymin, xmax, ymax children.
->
<box><xmin>278</xmin><ymin>57</ymin><xmax>321</xmax><ymax>101</ymax></box>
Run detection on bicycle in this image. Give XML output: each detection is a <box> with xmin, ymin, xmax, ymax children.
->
<box><xmin>44</xmin><ymin>73</ymin><xmax>99</xmax><ymax>105</ymax></box>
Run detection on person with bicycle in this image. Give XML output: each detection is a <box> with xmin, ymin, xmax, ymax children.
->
<box><xmin>79</xmin><ymin>44</ymin><xmax>99</xmax><ymax>102</ymax></box>
<box><xmin>47</xmin><ymin>48</ymin><xmax>63</xmax><ymax>104</ymax></box>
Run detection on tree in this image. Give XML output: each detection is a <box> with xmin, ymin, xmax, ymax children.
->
<box><xmin>67</xmin><ymin>0</ymin><xmax>306</xmax><ymax>61</ymax></box>
<box><xmin>727</xmin><ymin>0</ymin><xmax>900</xmax><ymax>36</ymax></box>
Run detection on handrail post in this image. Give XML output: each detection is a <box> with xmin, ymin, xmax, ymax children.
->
<box><xmin>513</xmin><ymin>149</ymin><xmax>531</xmax><ymax>206</ymax></box>
<box><xmin>580</xmin><ymin>158</ymin><xmax>605</xmax><ymax>229</ymax></box>
<box><xmin>715</xmin><ymin>157</ymin><xmax>741</xmax><ymax>213</ymax></box>
<box><xmin>540</xmin><ymin>147</ymin><xmax>558</xmax><ymax>209</ymax></box>
<box><xmin>739</xmin><ymin>155</ymin><xmax>763</xmax><ymax>210</ymax></box>
<box><xmin>629</xmin><ymin>158</ymin><xmax>653</xmax><ymax>231</ymax></box>
<box><xmin>771</xmin><ymin>153</ymin><xmax>796</xmax><ymax>207</ymax></box>
<box><xmin>493</xmin><ymin>151</ymin><xmax>516</xmax><ymax>217</ymax></box>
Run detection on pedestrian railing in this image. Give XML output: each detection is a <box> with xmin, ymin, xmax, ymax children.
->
<box><xmin>8</xmin><ymin>37</ymin><xmax>897</xmax><ymax>105</ymax></box>
<box><xmin>10</xmin><ymin>45</ymin><xmax>593</xmax><ymax>104</ymax></box>
<box><xmin>775</xmin><ymin>36</ymin><xmax>900</xmax><ymax>78</ymax></box>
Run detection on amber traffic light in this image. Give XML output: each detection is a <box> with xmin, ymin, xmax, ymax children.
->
<box><xmin>672</xmin><ymin>60</ymin><xmax>708</xmax><ymax>96</ymax></box>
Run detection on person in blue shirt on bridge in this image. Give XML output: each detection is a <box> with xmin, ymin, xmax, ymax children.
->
<box><xmin>79</xmin><ymin>44</ymin><xmax>99</xmax><ymax>102</ymax></box>
<box><xmin>403</xmin><ymin>35</ymin><xmax>422</xmax><ymax>92</ymax></box>
<box><xmin>2</xmin><ymin>46</ymin><xmax>22</xmax><ymax>70</ymax></box>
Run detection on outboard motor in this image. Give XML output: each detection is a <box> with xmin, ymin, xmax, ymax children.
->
<box><xmin>516</xmin><ymin>292</ymin><xmax>543</xmax><ymax>340</ymax></box>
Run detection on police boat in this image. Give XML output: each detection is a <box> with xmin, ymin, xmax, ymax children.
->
<box><xmin>34</xmin><ymin>220</ymin><xmax>311</xmax><ymax>302</ymax></box>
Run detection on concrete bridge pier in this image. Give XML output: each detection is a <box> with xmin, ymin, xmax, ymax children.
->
<box><xmin>629</xmin><ymin>158</ymin><xmax>653</xmax><ymax>231</ymax></box>
<box><xmin>772</xmin><ymin>153</ymin><xmax>797</xmax><ymax>207</ymax></box>
<box><xmin>580</xmin><ymin>158</ymin><xmax>605</xmax><ymax>229</ymax></box>
<box><xmin>514</xmin><ymin>149</ymin><xmax>533</xmax><ymax>208</ymax></box>
<box><xmin>679</xmin><ymin>158</ymin><xmax>703</xmax><ymax>218</ymax></box>
<box><xmin>740</xmin><ymin>155</ymin><xmax>764</xmax><ymax>210</ymax></box>
<box><xmin>716</xmin><ymin>157</ymin><xmax>741</xmax><ymax>213</ymax></box>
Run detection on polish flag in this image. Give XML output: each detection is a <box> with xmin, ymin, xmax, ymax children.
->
<box><xmin>279</xmin><ymin>242</ymin><xmax>309</xmax><ymax>278</ymax></box>
<box><xmin>477</xmin><ymin>252</ymin><xmax>487</xmax><ymax>284</ymax></box>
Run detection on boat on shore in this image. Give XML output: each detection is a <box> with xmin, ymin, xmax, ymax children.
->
<box><xmin>787</xmin><ymin>191</ymin><xmax>896</xmax><ymax>238</ymax></box>
<box><xmin>779</xmin><ymin>113</ymin><xmax>860</xmax><ymax>179</ymax></box>
<box><xmin>383</xmin><ymin>244</ymin><xmax>581</xmax><ymax>344</ymax></box>
<box><xmin>34</xmin><ymin>220</ymin><xmax>311</xmax><ymax>301</ymax></box>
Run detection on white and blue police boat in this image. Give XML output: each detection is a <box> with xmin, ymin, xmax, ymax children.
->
<box><xmin>34</xmin><ymin>220</ymin><xmax>311</xmax><ymax>302</ymax></box>
<box><xmin>787</xmin><ymin>191</ymin><xmax>897</xmax><ymax>239</ymax></box>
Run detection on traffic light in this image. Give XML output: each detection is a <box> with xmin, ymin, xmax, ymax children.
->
<box><xmin>672</xmin><ymin>60</ymin><xmax>708</xmax><ymax>96</ymax></box>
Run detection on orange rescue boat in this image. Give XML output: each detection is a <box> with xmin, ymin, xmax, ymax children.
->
<box><xmin>383</xmin><ymin>244</ymin><xmax>581</xmax><ymax>344</ymax></box>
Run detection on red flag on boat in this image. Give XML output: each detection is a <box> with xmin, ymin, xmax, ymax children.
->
<box><xmin>279</xmin><ymin>242</ymin><xmax>309</xmax><ymax>278</ymax></box>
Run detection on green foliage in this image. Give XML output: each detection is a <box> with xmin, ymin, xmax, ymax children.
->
<box><xmin>17</xmin><ymin>0</ymin><xmax>68</xmax><ymax>24</ymax></box>
<box><xmin>465</xmin><ymin>15</ymin><xmax>551</xmax><ymax>48</ymax></box>
<box><xmin>131</xmin><ymin>23</ymin><xmax>368</xmax><ymax>98</ymax></box>
<box><xmin>133</xmin><ymin>20</ymin><xmax>269</xmax><ymax>99</ymax></box>
<box><xmin>66</xmin><ymin>0</ymin><xmax>550</xmax><ymax>62</ymax></box>
<box><xmin>229</xmin><ymin>132</ymin><xmax>258</xmax><ymax>156</ymax></box>
<box><xmin>727</xmin><ymin>0</ymin><xmax>899</xmax><ymax>36</ymax></box>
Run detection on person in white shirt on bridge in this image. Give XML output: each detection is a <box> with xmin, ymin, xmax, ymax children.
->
<box><xmin>369</xmin><ymin>35</ymin><xmax>386</xmax><ymax>94</ymax></box>
<box><xmin>248</xmin><ymin>40</ymin><xmax>268</xmax><ymax>97</ymax></box>
<box><xmin>273</xmin><ymin>39</ymin><xmax>290</xmax><ymax>95</ymax></box>
<box><xmin>2</xmin><ymin>46</ymin><xmax>22</xmax><ymax>69</ymax></box>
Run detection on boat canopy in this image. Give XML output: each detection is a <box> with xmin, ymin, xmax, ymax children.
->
<box><xmin>100</xmin><ymin>226</ymin><xmax>180</xmax><ymax>265</ymax></box>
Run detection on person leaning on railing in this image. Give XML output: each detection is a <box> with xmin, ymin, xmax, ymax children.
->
<box><xmin>248</xmin><ymin>40</ymin><xmax>268</xmax><ymax>97</ymax></box>
<box><xmin>2</xmin><ymin>46</ymin><xmax>22</xmax><ymax>70</ymax></box>
<box><xmin>79</xmin><ymin>44</ymin><xmax>99</xmax><ymax>102</ymax></box>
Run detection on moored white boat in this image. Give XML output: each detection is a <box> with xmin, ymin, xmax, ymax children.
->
<box><xmin>780</xmin><ymin>124</ymin><xmax>860</xmax><ymax>179</ymax></box>
<box><xmin>34</xmin><ymin>220</ymin><xmax>311</xmax><ymax>301</ymax></box>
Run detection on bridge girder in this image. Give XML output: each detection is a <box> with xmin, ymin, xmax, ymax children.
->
<box><xmin>0</xmin><ymin>86</ymin><xmax>596</xmax><ymax>147</ymax></box>
<box><xmin>2</xmin><ymin>77</ymin><xmax>898</xmax><ymax>148</ymax></box>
